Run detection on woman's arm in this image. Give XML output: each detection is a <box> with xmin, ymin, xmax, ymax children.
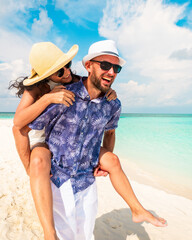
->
<box><xmin>14</xmin><ymin>85</ymin><xmax>75</xmax><ymax>128</ymax></box>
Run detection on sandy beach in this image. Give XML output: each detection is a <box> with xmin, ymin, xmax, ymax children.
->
<box><xmin>0</xmin><ymin>119</ymin><xmax>192</xmax><ymax>240</ymax></box>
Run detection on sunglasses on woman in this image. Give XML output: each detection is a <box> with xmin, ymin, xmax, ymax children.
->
<box><xmin>57</xmin><ymin>61</ymin><xmax>72</xmax><ymax>77</ymax></box>
<box><xmin>90</xmin><ymin>60</ymin><xmax>122</xmax><ymax>73</ymax></box>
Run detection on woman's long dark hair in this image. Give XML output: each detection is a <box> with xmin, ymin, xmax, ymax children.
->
<box><xmin>8</xmin><ymin>77</ymin><xmax>49</xmax><ymax>98</ymax></box>
<box><xmin>8</xmin><ymin>77</ymin><xmax>48</xmax><ymax>98</ymax></box>
<box><xmin>8</xmin><ymin>70</ymin><xmax>81</xmax><ymax>98</ymax></box>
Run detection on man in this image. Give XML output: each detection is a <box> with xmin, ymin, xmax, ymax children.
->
<box><xmin>29</xmin><ymin>40</ymin><xmax>125</xmax><ymax>240</ymax></box>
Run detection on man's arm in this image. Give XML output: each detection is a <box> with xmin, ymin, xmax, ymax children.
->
<box><xmin>12</xmin><ymin>125</ymin><xmax>31</xmax><ymax>175</ymax></box>
<box><xmin>102</xmin><ymin>100</ymin><xmax>121</xmax><ymax>152</ymax></box>
<box><xmin>102</xmin><ymin>129</ymin><xmax>116</xmax><ymax>152</ymax></box>
<box><xmin>95</xmin><ymin>101</ymin><xmax>121</xmax><ymax>177</ymax></box>
<box><xmin>94</xmin><ymin>129</ymin><xmax>116</xmax><ymax>177</ymax></box>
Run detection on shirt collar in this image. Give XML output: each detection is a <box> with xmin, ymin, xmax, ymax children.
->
<box><xmin>74</xmin><ymin>77</ymin><xmax>108</xmax><ymax>103</ymax></box>
<box><xmin>74</xmin><ymin>77</ymin><xmax>90</xmax><ymax>100</ymax></box>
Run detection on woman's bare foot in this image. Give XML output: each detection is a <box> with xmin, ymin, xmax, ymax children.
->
<box><xmin>44</xmin><ymin>231</ymin><xmax>59</xmax><ymax>240</ymax></box>
<box><xmin>132</xmin><ymin>208</ymin><xmax>167</xmax><ymax>227</ymax></box>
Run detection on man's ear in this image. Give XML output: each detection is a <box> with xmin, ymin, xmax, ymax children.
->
<box><xmin>85</xmin><ymin>61</ymin><xmax>92</xmax><ymax>73</ymax></box>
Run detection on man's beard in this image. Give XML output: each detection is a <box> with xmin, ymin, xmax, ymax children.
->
<box><xmin>90</xmin><ymin>70</ymin><xmax>112</xmax><ymax>93</ymax></box>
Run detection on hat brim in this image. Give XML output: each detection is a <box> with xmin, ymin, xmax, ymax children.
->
<box><xmin>23</xmin><ymin>44</ymin><xmax>79</xmax><ymax>86</ymax></box>
<box><xmin>82</xmin><ymin>52</ymin><xmax>126</xmax><ymax>67</ymax></box>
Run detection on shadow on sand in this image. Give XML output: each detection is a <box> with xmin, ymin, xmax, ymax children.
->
<box><xmin>94</xmin><ymin>208</ymin><xmax>156</xmax><ymax>240</ymax></box>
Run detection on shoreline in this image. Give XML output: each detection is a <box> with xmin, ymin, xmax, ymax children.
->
<box><xmin>118</xmin><ymin>157</ymin><xmax>192</xmax><ymax>200</ymax></box>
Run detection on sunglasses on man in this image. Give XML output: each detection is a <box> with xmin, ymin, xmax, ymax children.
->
<box><xmin>57</xmin><ymin>61</ymin><xmax>72</xmax><ymax>77</ymax></box>
<box><xmin>90</xmin><ymin>60</ymin><xmax>122</xmax><ymax>74</ymax></box>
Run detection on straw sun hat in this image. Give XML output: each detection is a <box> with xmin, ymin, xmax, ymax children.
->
<box><xmin>82</xmin><ymin>40</ymin><xmax>126</xmax><ymax>67</ymax></box>
<box><xmin>23</xmin><ymin>42</ymin><xmax>79</xmax><ymax>86</ymax></box>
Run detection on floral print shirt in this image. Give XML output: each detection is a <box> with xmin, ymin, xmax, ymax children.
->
<box><xmin>29</xmin><ymin>77</ymin><xmax>121</xmax><ymax>194</ymax></box>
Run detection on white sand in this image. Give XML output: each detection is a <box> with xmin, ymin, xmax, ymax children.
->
<box><xmin>0</xmin><ymin>119</ymin><xmax>192</xmax><ymax>240</ymax></box>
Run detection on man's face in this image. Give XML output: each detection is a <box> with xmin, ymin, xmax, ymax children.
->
<box><xmin>88</xmin><ymin>55</ymin><xmax>119</xmax><ymax>93</ymax></box>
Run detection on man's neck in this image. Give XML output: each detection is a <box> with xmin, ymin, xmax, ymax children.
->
<box><xmin>83</xmin><ymin>77</ymin><xmax>104</xmax><ymax>100</ymax></box>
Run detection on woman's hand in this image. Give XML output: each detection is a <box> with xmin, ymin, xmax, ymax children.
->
<box><xmin>47</xmin><ymin>85</ymin><xmax>75</xmax><ymax>107</ymax></box>
<box><xmin>106</xmin><ymin>88</ymin><xmax>117</xmax><ymax>101</ymax></box>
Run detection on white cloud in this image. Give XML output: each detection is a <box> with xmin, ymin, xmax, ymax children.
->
<box><xmin>0</xmin><ymin>0</ymin><xmax>30</xmax><ymax>16</ymax></box>
<box><xmin>170</xmin><ymin>48</ymin><xmax>192</xmax><ymax>60</ymax></box>
<box><xmin>99</xmin><ymin>0</ymin><xmax>192</xmax><ymax>110</ymax></box>
<box><xmin>0</xmin><ymin>0</ymin><xmax>48</xmax><ymax>30</ymax></box>
<box><xmin>31</xmin><ymin>9</ymin><xmax>53</xmax><ymax>37</ymax></box>
<box><xmin>0</xmin><ymin>28</ymin><xmax>33</xmax><ymax>63</ymax></box>
<box><xmin>0</xmin><ymin>57</ymin><xmax>32</xmax><ymax>112</ymax></box>
<box><xmin>0</xmin><ymin>0</ymin><xmax>47</xmax><ymax>15</ymax></box>
<box><xmin>0</xmin><ymin>59</ymin><xmax>30</xmax><ymax>97</ymax></box>
<box><xmin>71</xmin><ymin>61</ymin><xmax>87</xmax><ymax>77</ymax></box>
<box><xmin>0</xmin><ymin>28</ymin><xmax>32</xmax><ymax>110</ymax></box>
<box><xmin>55</xmin><ymin>0</ymin><xmax>106</xmax><ymax>25</ymax></box>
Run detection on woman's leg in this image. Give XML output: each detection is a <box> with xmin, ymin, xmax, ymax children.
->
<box><xmin>98</xmin><ymin>147</ymin><xmax>167</xmax><ymax>227</ymax></box>
<box><xmin>12</xmin><ymin>125</ymin><xmax>31</xmax><ymax>175</ymax></box>
<box><xmin>30</xmin><ymin>144</ymin><xmax>59</xmax><ymax>240</ymax></box>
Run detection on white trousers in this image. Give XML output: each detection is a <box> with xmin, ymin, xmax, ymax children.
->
<box><xmin>51</xmin><ymin>180</ymin><xmax>98</xmax><ymax>240</ymax></box>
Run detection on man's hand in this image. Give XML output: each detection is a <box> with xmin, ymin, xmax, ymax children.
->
<box><xmin>94</xmin><ymin>165</ymin><xmax>108</xmax><ymax>177</ymax></box>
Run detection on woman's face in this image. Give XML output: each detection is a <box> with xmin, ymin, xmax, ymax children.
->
<box><xmin>50</xmin><ymin>62</ymin><xmax>72</xmax><ymax>84</ymax></box>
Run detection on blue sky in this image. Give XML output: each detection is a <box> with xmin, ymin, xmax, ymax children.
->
<box><xmin>1</xmin><ymin>0</ymin><xmax>192</xmax><ymax>113</ymax></box>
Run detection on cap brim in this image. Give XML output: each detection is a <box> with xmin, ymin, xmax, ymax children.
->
<box><xmin>82</xmin><ymin>52</ymin><xmax>126</xmax><ymax>67</ymax></box>
<box><xmin>23</xmin><ymin>44</ymin><xmax>79</xmax><ymax>86</ymax></box>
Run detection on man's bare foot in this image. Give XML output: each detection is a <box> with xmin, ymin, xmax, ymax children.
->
<box><xmin>132</xmin><ymin>208</ymin><xmax>167</xmax><ymax>227</ymax></box>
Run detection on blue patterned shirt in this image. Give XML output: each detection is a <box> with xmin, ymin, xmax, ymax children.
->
<box><xmin>29</xmin><ymin>77</ymin><xmax>121</xmax><ymax>194</ymax></box>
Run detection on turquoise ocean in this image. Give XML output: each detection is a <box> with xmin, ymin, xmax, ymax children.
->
<box><xmin>114</xmin><ymin>113</ymin><xmax>192</xmax><ymax>198</ymax></box>
<box><xmin>1</xmin><ymin>112</ymin><xmax>192</xmax><ymax>198</ymax></box>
